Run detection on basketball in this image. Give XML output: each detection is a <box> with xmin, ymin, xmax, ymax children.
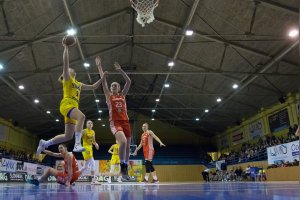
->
<box><xmin>63</xmin><ymin>35</ymin><xmax>76</xmax><ymax>46</ymax></box>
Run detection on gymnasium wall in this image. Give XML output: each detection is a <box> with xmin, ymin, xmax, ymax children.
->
<box><xmin>157</xmin><ymin>164</ymin><xmax>299</xmax><ymax>182</ymax></box>
<box><xmin>215</xmin><ymin>93</ymin><xmax>299</xmax><ymax>153</ymax></box>
<box><xmin>266</xmin><ymin>166</ymin><xmax>299</xmax><ymax>181</ymax></box>
<box><xmin>0</xmin><ymin>118</ymin><xmax>38</xmax><ymax>153</ymax></box>
<box><xmin>144</xmin><ymin>165</ymin><xmax>206</xmax><ymax>182</ymax></box>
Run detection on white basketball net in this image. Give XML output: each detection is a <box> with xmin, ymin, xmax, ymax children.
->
<box><xmin>130</xmin><ymin>0</ymin><xmax>159</xmax><ymax>27</ymax></box>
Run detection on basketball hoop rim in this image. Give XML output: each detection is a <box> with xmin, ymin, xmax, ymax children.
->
<box><xmin>130</xmin><ymin>0</ymin><xmax>159</xmax><ymax>27</ymax></box>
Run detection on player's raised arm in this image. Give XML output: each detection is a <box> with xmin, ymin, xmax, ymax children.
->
<box><xmin>114</xmin><ymin>62</ymin><xmax>131</xmax><ymax>96</ymax></box>
<box><xmin>81</xmin><ymin>72</ymin><xmax>106</xmax><ymax>90</ymax></box>
<box><xmin>62</xmin><ymin>37</ymin><xmax>70</xmax><ymax>81</ymax></box>
<box><xmin>95</xmin><ymin>56</ymin><xmax>110</xmax><ymax>98</ymax></box>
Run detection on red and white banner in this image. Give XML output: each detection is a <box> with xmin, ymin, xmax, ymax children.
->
<box><xmin>231</xmin><ymin>129</ymin><xmax>244</xmax><ymax>145</ymax></box>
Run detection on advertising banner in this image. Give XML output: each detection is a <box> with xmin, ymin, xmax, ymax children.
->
<box><xmin>23</xmin><ymin>162</ymin><xmax>37</xmax><ymax>175</ymax></box>
<box><xmin>267</xmin><ymin>140</ymin><xmax>299</xmax><ymax>164</ymax></box>
<box><xmin>0</xmin><ymin>158</ymin><xmax>18</xmax><ymax>172</ymax></box>
<box><xmin>232</xmin><ymin>129</ymin><xmax>244</xmax><ymax>145</ymax></box>
<box><xmin>8</xmin><ymin>173</ymin><xmax>25</xmax><ymax>182</ymax></box>
<box><xmin>268</xmin><ymin>109</ymin><xmax>290</xmax><ymax>133</ymax></box>
<box><xmin>0</xmin><ymin>172</ymin><xmax>9</xmax><ymax>182</ymax></box>
<box><xmin>249</xmin><ymin>119</ymin><xmax>264</xmax><ymax>139</ymax></box>
<box><xmin>37</xmin><ymin>164</ymin><xmax>48</xmax><ymax>176</ymax></box>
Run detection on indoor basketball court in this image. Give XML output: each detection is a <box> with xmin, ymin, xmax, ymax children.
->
<box><xmin>0</xmin><ymin>182</ymin><xmax>299</xmax><ymax>199</ymax></box>
<box><xmin>0</xmin><ymin>0</ymin><xmax>299</xmax><ymax>199</ymax></box>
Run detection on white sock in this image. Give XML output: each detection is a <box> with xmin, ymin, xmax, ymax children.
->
<box><xmin>153</xmin><ymin>175</ymin><xmax>158</xmax><ymax>180</ymax></box>
<box><xmin>144</xmin><ymin>175</ymin><xmax>149</xmax><ymax>181</ymax></box>
<box><xmin>44</xmin><ymin>139</ymin><xmax>54</xmax><ymax>148</ymax></box>
<box><xmin>75</xmin><ymin>132</ymin><xmax>82</xmax><ymax>144</ymax></box>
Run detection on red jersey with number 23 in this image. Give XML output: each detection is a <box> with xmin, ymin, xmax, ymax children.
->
<box><xmin>107</xmin><ymin>94</ymin><xmax>129</xmax><ymax>121</ymax></box>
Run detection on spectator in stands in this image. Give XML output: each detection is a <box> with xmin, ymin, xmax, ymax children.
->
<box><xmin>293</xmin><ymin>124</ymin><xmax>298</xmax><ymax>132</ymax></box>
<box><xmin>202</xmin><ymin>168</ymin><xmax>210</xmax><ymax>182</ymax></box>
<box><xmin>228</xmin><ymin>168</ymin><xmax>236</xmax><ymax>181</ymax></box>
<box><xmin>295</xmin><ymin>125</ymin><xmax>299</xmax><ymax>137</ymax></box>
<box><xmin>0</xmin><ymin>145</ymin><xmax>39</xmax><ymax>163</ymax></box>
<box><xmin>268</xmin><ymin>159</ymin><xmax>298</xmax><ymax>169</ymax></box>
<box><xmin>216</xmin><ymin>170</ymin><xmax>222</xmax><ymax>181</ymax></box>
<box><xmin>245</xmin><ymin>165</ymin><xmax>251</xmax><ymax>181</ymax></box>
<box><xmin>209</xmin><ymin>171</ymin><xmax>216</xmax><ymax>181</ymax></box>
<box><xmin>292</xmin><ymin>159</ymin><xmax>299</xmax><ymax>166</ymax></box>
<box><xmin>220</xmin><ymin>162</ymin><xmax>227</xmax><ymax>181</ymax></box>
<box><xmin>235</xmin><ymin>166</ymin><xmax>243</xmax><ymax>181</ymax></box>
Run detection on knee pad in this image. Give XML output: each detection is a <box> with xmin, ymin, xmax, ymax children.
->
<box><xmin>145</xmin><ymin>160</ymin><xmax>151</xmax><ymax>173</ymax></box>
<box><xmin>149</xmin><ymin>161</ymin><xmax>155</xmax><ymax>172</ymax></box>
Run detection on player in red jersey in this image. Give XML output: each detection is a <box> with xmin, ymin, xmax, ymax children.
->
<box><xmin>27</xmin><ymin>144</ymin><xmax>86</xmax><ymax>186</ymax></box>
<box><xmin>133</xmin><ymin>123</ymin><xmax>165</xmax><ymax>183</ymax></box>
<box><xmin>95</xmin><ymin>56</ymin><xmax>132</xmax><ymax>180</ymax></box>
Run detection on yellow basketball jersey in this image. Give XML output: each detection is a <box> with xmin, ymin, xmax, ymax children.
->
<box><xmin>82</xmin><ymin>128</ymin><xmax>95</xmax><ymax>147</ymax></box>
<box><xmin>112</xmin><ymin>144</ymin><xmax>119</xmax><ymax>155</ymax></box>
<box><xmin>62</xmin><ymin>77</ymin><xmax>82</xmax><ymax>102</ymax></box>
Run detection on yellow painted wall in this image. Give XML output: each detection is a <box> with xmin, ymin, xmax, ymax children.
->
<box><xmin>216</xmin><ymin>93</ymin><xmax>299</xmax><ymax>153</ymax></box>
<box><xmin>266</xmin><ymin>166</ymin><xmax>299</xmax><ymax>181</ymax></box>
<box><xmin>0</xmin><ymin>118</ymin><xmax>38</xmax><ymax>153</ymax></box>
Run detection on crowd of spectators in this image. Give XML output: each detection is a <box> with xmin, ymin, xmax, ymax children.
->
<box><xmin>203</xmin><ymin>165</ymin><xmax>267</xmax><ymax>182</ymax></box>
<box><xmin>204</xmin><ymin>125</ymin><xmax>300</xmax><ymax>182</ymax></box>
<box><xmin>206</xmin><ymin>158</ymin><xmax>299</xmax><ymax>182</ymax></box>
<box><xmin>267</xmin><ymin>159</ymin><xmax>299</xmax><ymax>169</ymax></box>
<box><xmin>0</xmin><ymin>145</ymin><xmax>39</xmax><ymax>163</ymax></box>
<box><xmin>218</xmin><ymin>125</ymin><xmax>299</xmax><ymax>165</ymax></box>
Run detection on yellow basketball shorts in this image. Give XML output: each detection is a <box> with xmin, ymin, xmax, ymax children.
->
<box><xmin>82</xmin><ymin>146</ymin><xmax>93</xmax><ymax>161</ymax></box>
<box><xmin>60</xmin><ymin>98</ymin><xmax>79</xmax><ymax>124</ymax></box>
<box><xmin>110</xmin><ymin>155</ymin><xmax>120</xmax><ymax>165</ymax></box>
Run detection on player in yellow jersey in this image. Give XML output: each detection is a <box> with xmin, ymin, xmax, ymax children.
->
<box><xmin>107</xmin><ymin>140</ymin><xmax>122</xmax><ymax>183</ymax></box>
<box><xmin>81</xmin><ymin>120</ymin><xmax>101</xmax><ymax>184</ymax></box>
<box><xmin>36</xmin><ymin>36</ymin><xmax>106</xmax><ymax>156</ymax></box>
